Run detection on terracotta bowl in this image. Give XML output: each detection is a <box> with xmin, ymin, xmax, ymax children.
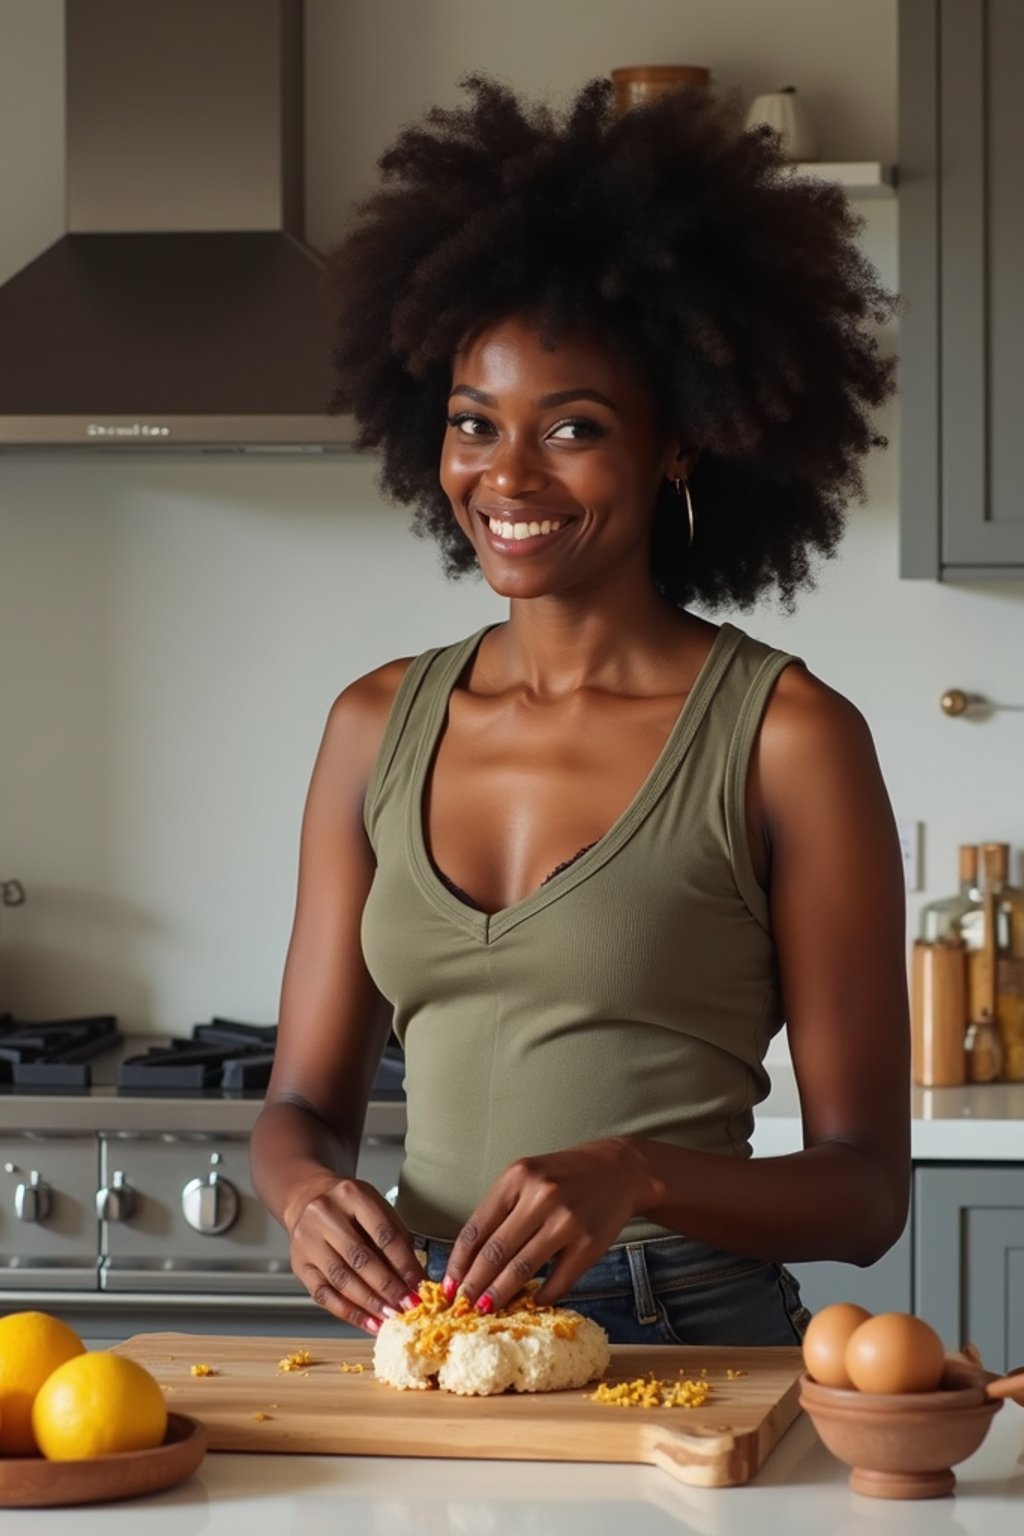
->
<box><xmin>799</xmin><ymin>1370</ymin><xmax>1002</xmax><ymax>1499</ymax></box>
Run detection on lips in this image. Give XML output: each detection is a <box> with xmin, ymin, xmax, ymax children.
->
<box><xmin>475</xmin><ymin>508</ymin><xmax>574</xmax><ymax>552</ymax></box>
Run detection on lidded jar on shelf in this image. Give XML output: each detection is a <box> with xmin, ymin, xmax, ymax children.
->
<box><xmin>910</xmin><ymin>845</ymin><xmax>978</xmax><ymax>1087</ymax></box>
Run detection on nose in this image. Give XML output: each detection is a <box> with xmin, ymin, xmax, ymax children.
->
<box><xmin>481</xmin><ymin>433</ymin><xmax>548</xmax><ymax>498</ymax></box>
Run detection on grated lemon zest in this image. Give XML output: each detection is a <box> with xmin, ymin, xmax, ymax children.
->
<box><xmin>278</xmin><ymin>1349</ymin><xmax>315</xmax><ymax>1372</ymax></box>
<box><xmin>399</xmin><ymin>1279</ymin><xmax>580</xmax><ymax>1357</ymax></box>
<box><xmin>589</xmin><ymin>1376</ymin><xmax>712</xmax><ymax>1409</ymax></box>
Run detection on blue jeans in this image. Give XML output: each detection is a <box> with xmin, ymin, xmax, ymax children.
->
<box><xmin>412</xmin><ymin>1231</ymin><xmax>811</xmax><ymax>1347</ymax></box>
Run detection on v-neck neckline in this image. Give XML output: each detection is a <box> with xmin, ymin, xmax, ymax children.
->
<box><xmin>407</xmin><ymin>620</ymin><xmax>744</xmax><ymax>944</ymax></box>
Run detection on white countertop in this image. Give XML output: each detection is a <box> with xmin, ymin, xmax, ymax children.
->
<box><xmin>753</xmin><ymin>1065</ymin><xmax>1024</xmax><ymax>1161</ymax></box>
<box><xmin>3</xmin><ymin>1400</ymin><xmax>1022</xmax><ymax>1534</ymax></box>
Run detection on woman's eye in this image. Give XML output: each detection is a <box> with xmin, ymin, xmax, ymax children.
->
<box><xmin>548</xmin><ymin>418</ymin><xmax>603</xmax><ymax>441</ymax></box>
<box><xmin>446</xmin><ymin>412</ymin><xmax>492</xmax><ymax>436</ymax></box>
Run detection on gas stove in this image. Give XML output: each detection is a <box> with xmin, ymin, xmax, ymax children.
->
<box><xmin>0</xmin><ymin>1014</ymin><xmax>406</xmax><ymax>1336</ymax></box>
<box><xmin>0</xmin><ymin>1012</ymin><xmax>405</xmax><ymax>1098</ymax></box>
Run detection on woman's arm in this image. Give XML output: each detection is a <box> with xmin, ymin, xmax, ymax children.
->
<box><xmin>630</xmin><ymin>663</ymin><xmax>911</xmax><ymax>1261</ymax></box>
<box><xmin>442</xmin><ymin>664</ymin><xmax>911</xmax><ymax>1309</ymax></box>
<box><xmin>250</xmin><ymin>660</ymin><xmax>425</xmax><ymax>1330</ymax></box>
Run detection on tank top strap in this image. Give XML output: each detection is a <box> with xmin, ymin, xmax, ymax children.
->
<box><xmin>721</xmin><ymin>641</ymin><xmax>801</xmax><ymax>934</ymax></box>
<box><xmin>363</xmin><ymin>626</ymin><xmax>493</xmax><ymax>844</ymax></box>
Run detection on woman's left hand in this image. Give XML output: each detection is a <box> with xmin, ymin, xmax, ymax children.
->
<box><xmin>441</xmin><ymin>1138</ymin><xmax>664</xmax><ymax>1312</ymax></box>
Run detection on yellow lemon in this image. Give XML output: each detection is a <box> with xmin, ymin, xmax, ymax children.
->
<box><xmin>32</xmin><ymin>1352</ymin><xmax>168</xmax><ymax>1460</ymax></box>
<box><xmin>0</xmin><ymin>1310</ymin><xmax>85</xmax><ymax>1455</ymax></box>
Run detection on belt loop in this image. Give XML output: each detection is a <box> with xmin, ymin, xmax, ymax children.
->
<box><xmin>626</xmin><ymin>1242</ymin><xmax>658</xmax><ymax>1325</ymax></box>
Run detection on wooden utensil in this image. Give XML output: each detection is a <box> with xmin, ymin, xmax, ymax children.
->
<box><xmin>113</xmin><ymin>1331</ymin><xmax>805</xmax><ymax>1489</ymax></box>
<box><xmin>0</xmin><ymin>1413</ymin><xmax>206</xmax><ymax>1509</ymax></box>
<box><xmin>943</xmin><ymin>1347</ymin><xmax>1024</xmax><ymax>1405</ymax></box>
<box><xmin>982</xmin><ymin>1367</ymin><xmax>1024</xmax><ymax>1402</ymax></box>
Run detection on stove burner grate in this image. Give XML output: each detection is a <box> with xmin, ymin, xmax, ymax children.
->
<box><xmin>118</xmin><ymin>1019</ymin><xmax>279</xmax><ymax>1093</ymax></box>
<box><xmin>0</xmin><ymin>1013</ymin><xmax>122</xmax><ymax>1089</ymax></box>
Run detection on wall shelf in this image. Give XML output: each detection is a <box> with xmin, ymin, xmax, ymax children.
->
<box><xmin>785</xmin><ymin>162</ymin><xmax>896</xmax><ymax>198</ymax></box>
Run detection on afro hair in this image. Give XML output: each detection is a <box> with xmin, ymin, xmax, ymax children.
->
<box><xmin>323</xmin><ymin>74</ymin><xmax>896</xmax><ymax>611</ymax></box>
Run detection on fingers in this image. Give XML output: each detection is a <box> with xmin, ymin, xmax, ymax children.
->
<box><xmin>458</xmin><ymin>1228</ymin><xmax>549</xmax><ymax>1312</ymax></box>
<box><xmin>289</xmin><ymin>1179</ymin><xmax>426</xmax><ymax>1327</ymax></box>
<box><xmin>300</xmin><ymin>1262</ymin><xmax>383</xmax><ymax>1335</ymax></box>
<box><xmin>531</xmin><ymin>1249</ymin><xmax>591</xmax><ymax>1308</ymax></box>
<box><xmin>439</xmin><ymin>1146</ymin><xmax>633</xmax><ymax>1314</ymax></box>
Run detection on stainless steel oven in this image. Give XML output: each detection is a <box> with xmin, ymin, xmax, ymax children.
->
<box><xmin>0</xmin><ymin>1024</ymin><xmax>406</xmax><ymax>1338</ymax></box>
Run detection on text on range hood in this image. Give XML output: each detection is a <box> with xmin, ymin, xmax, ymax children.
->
<box><xmin>0</xmin><ymin>0</ymin><xmax>358</xmax><ymax>453</ymax></box>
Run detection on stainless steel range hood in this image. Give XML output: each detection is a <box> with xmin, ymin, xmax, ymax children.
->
<box><xmin>0</xmin><ymin>0</ymin><xmax>357</xmax><ymax>453</ymax></box>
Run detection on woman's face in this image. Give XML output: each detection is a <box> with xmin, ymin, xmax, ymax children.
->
<box><xmin>440</xmin><ymin>315</ymin><xmax>687</xmax><ymax>602</ymax></box>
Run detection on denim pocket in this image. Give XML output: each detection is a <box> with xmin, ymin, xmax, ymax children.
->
<box><xmin>775</xmin><ymin>1265</ymin><xmax>812</xmax><ymax>1340</ymax></box>
<box><xmin>653</xmin><ymin>1259</ymin><xmax>808</xmax><ymax>1347</ymax></box>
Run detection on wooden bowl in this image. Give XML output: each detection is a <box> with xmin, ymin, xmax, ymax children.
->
<box><xmin>0</xmin><ymin>1413</ymin><xmax>207</xmax><ymax>1508</ymax></box>
<box><xmin>799</xmin><ymin>1372</ymin><xmax>1001</xmax><ymax>1499</ymax></box>
<box><xmin>610</xmin><ymin>65</ymin><xmax>710</xmax><ymax>116</ymax></box>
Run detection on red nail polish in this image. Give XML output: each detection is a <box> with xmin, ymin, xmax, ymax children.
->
<box><xmin>403</xmin><ymin>1291</ymin><xmax>422</xmax><ymax>1311</ymax></box>
<box><xmin>475</xmin><ymin>1293</ymin><xmax>494</xmax><ymax>1315</ymax></box>
<box><xmin>365</xmin><ymin>1316</ymin><xmax>381</xmax><ymax>1334</ymax></box>
<box><xmin>441</xmin><ymin>1276</ymin><xmax>458</xmax><ymax>1301</ymax></box>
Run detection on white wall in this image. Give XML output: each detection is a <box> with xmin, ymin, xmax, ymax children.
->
<box><xmin>2</xmin><ymin>1</ymin><xmax>1023</xmax><ymax>1036</ymax></box>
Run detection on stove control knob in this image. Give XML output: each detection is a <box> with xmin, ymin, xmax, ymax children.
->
<box><xmin>182</xmin><ymin>1171</ymin><xmax>239</xmax><ymax>1235</ymax></box>
<box><xmin>15</xmin><ymin>1170</ymin><xmax>51</xmax><ymax>1223</ymax></box>
<box><xmin>96</xmin><ymin>1171</ymin><xmax>135</xmax><ymax>1222</ymax></box>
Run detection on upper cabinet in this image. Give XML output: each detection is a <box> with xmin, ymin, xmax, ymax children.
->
<box><xmin>900</xmin><ymin>0</ymin><xmax>1024</xmax><ymax>579</ymax></box>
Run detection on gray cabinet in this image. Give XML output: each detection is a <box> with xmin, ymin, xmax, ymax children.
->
<box><xmin>788</xmin><ymin>1220</ymin><xmax>913</xmax><ymax>1317</ymax></box>
<box><xmin>900</xmin><ymin>0</ymin><xmax>1024</xmax><ymax>579</ymax></box>
<box><xmin>915</xmin><ymin>1164</ymin><xmax>1024</xmax><ymax>1372</ymax></box>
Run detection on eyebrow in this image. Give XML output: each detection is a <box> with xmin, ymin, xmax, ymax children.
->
<box><xmin>449</xmin><ymin>384</ymin><xmax>618</xmax><ymax>411</ymax></box>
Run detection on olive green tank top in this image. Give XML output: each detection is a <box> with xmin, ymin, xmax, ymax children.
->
<box><xmin>362</xmin><ymin>622</ymin><xmax>798</xmax><ymax>1243</ymax></box>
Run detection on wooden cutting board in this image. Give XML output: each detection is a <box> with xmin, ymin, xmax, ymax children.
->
<box><xmin>114</xmin><ymin>1331</ymin><xmax>804</xmax><ymax>1487</ymax></box>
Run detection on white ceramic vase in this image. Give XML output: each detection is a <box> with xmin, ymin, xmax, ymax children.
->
<box><xmin>744</xmin><ymin>86</ymin><xmax>816</xmax><ymax>162</ymax></box>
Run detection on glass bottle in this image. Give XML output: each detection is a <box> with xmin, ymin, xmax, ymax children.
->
<box><xmin>982</xmin><ymin>842</ymin><xmax>1024</xmax><ymax>1081</ymax></box>
<box><xmin>963</xmin><ymin>846</ymin><xmax>1011</xmax><ymax>1028</ymax></box>
<box><xmin>965</xmin><ymin>1010</ymin><xmax>1003</xmax><ymax>1083</ymax></box>
<box><xmin>919</xmin><ymin>844</ymin><xmax>981</xmax><ymax>942</ymax></box>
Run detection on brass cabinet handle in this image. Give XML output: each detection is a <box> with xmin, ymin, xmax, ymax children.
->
<box><xmin>940</xmin><ymin>689</ymin><xmax>1023</xmax><ymax>718</ymax></box>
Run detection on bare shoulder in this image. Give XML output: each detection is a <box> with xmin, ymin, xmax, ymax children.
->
<box><xmin>752</xmin><ymin>659</ymin><xmax>892</xmax><ymax>841</ymax></box>
<box><xmin>761</xmin><ymin>660</ymin><xmax>873</xmax><ymax>759</ymax></box>
<box><xmin>322</xmin><ymin>656</ymin><xmax>415</xmax><ymax>754</ymax></box>
<box><xmin>310</xmin><ymin>657</ymin><xmax>416</xmax><ymax>814</ymax></box>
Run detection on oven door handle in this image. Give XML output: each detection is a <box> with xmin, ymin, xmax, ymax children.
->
<box><xmin>99</xmin><ymin>1261</ymin><xmax>307</xmax><ymax>1295</ymax></box>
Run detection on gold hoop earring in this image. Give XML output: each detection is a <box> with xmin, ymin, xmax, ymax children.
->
<box><xmin>674</xmin><ymin>478</ymin><xmax>695</xmax><ymax>548</ymax></box>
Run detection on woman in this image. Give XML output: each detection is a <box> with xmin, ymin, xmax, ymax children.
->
<box><xmin>250</xmin><ymin>76</ymin><xmax>909</xmax><ymax>1346</ymax></box>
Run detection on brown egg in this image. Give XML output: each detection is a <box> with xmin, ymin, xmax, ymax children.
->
<box><xmin>801</xmin><ymin>1302</ymin><xmax>872</xmax><ymax>1388</ymax></box>
<box><xmin>844</xmin><ymin>1312</ymin><xmax>946</xmax><ymax>1395</ymax></box>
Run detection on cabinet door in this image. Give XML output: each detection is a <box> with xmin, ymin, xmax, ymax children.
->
<box><xmin>915</xmin><ymin>1164</ymin><xmax>1024</xmax><ymax>1372</ymax></box>
<box><xmin>788</xmin><ymin>1220</ymin><xmax>912</xmax><ymax>1317</ymax></box>
<box><xmin>899</xmin><ymin>0</ymin><xmax>1024</xmax><ymax>577</ymax></box>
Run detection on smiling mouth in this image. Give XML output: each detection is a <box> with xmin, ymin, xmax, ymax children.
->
<box><xmin>476</xmin><ymin>510</ymin><xmax>573</xmax><ymax>543</ymax></box>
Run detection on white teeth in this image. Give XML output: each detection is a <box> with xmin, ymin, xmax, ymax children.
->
<box><xmin>486</xmin><ymin>516</ymin><xmax>565</xmax><ymax>539</ymax></box>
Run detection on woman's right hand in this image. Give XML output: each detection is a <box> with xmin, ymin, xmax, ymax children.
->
<box><xmin>285</xmin><ymin>1172</ymin><xmax>427</xmax><ymax>1333</ymax></box>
